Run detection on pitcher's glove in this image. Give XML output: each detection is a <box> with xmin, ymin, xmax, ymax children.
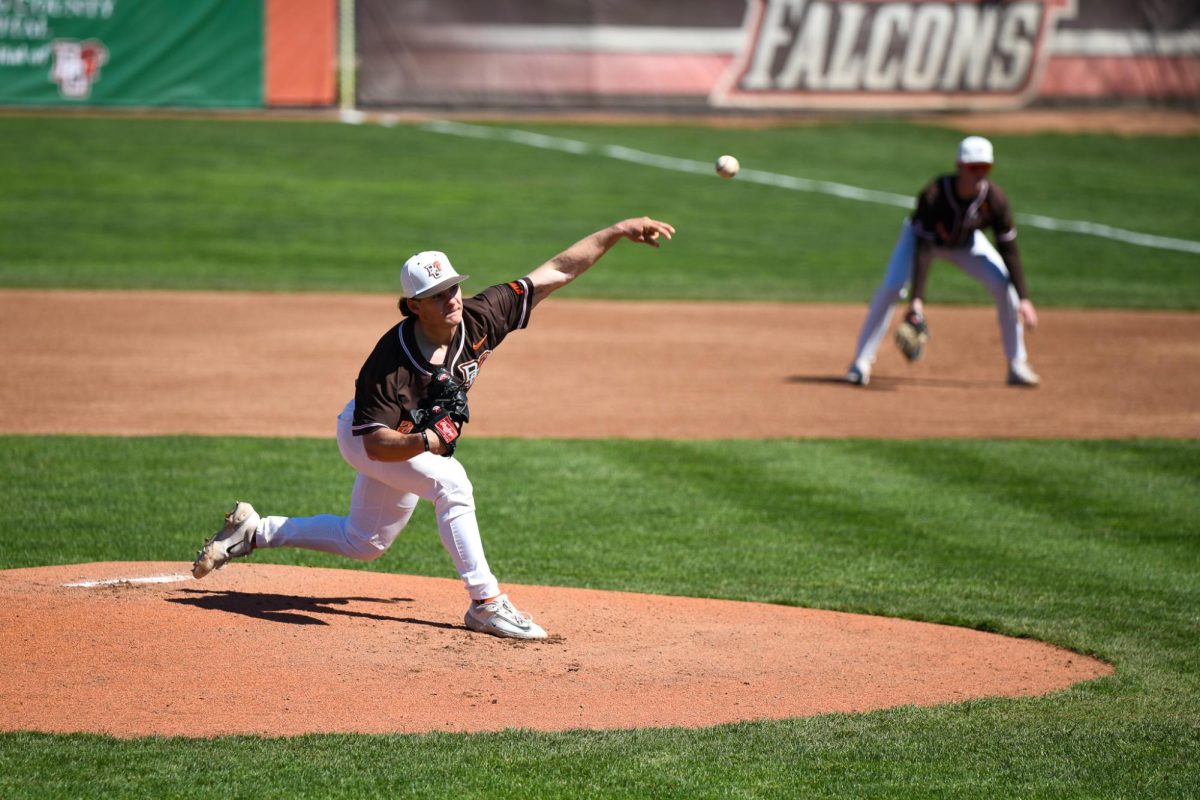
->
<box><xmin>424</xmin><ymin>368</ymin><xmax>469</xmax><ymax>425</ymax></box>
<box><xmin>419</xmin><ymin>405</ymin><xmax>461</xmax><ymax>457</ymax></box>
<box><xmin>895</xmin><ymin>309</ymin><xmax>930</xmax><ymax>362</ymax></box>
<box><xmin>410</xmin><ymin>368</ymin><xmax>469</xmax><ymax>457</ymax></box>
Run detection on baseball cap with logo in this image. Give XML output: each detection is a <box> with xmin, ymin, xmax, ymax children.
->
<box><xmin>400</xmin><ymin>251</ymin><xmax>470</xmax><ymax>299</ymax></box>
<box><xmin>957</xmin><ymin>136</ymin><xmax>994</xmax><ymax>165</ymax></box>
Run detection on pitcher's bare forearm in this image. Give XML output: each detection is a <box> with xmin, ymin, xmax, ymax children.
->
<box><xmin>526</xmin><ymin>217</ymin><xmax>675</xmax><ymax>306</ymax></box>
<box><xmin>362</xmin><ymin>427</ymin><xmax>444</xmax><ymax>461</ymax></box>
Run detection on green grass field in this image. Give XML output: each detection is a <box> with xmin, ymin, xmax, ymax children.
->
<box><xmin>0</xmin><ymin>437</ymin><xmax>1197</xmax><ymax>798</ymax></box>
<box><xmin>1</xmin><ymin>115</ymin><xmax>1198</xmax><ymax>307</ymax></box>
<box><xmin>1</xmin><ymin>114</ymin><xmax>1199</xmax><ymax>798</ymax></box>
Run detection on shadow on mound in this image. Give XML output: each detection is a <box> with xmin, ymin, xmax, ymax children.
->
<box><xmin>166</xmin><ymin>589</ymin><xmax>455</xmax><ymax>629</ymax></box>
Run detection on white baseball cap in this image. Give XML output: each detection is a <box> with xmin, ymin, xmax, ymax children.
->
<box><xmin>958</xmin><ymin>136</ymin><xmax>994</xmax><ymax>165</ymax></box>
<box><xmin>400</xmin><ymin>250</ymin><xmax>470</xmax><ymax>299</ymax></box>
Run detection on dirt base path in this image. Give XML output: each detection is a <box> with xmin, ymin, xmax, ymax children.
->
<box><xmin>0</xmin><ymin>563</ymin><xmax>1110</xmax><ymax>738</ymax></box>
<box><xmin>2</xmin><ymin>289</ymin><xmax>1198</xmax><ymax>439</ymax></box>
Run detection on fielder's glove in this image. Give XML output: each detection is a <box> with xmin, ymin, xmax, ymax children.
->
<box><xmin>895</xmin><ymin>309</ymin><xmax>930</xmax><ymax>362</ymax></box>
<box><xmin>410</xmin><ymin>368</ymin><xmax>469</xmax><ymax>457</ymax></box>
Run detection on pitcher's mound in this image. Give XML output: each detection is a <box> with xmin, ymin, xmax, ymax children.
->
<box><xmin>0</xmin><ymin>562</ymin><xmax>1110</xmax><ymax>738</ymax></box>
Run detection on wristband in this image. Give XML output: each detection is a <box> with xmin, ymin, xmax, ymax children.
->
<box><xmin>422</xmin><ymin>430</ymin><xmax>430</xmax><ymax>452</ymax></box>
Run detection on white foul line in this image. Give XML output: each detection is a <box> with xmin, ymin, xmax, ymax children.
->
<box><xmin>419</xmin><ymin>120</ymin><xmax>1200</xmax><ymax>256</ymax></box>
<box><xmin>64</xmin><ymin>574</ymin><xmax>191</xmax><ymax>588</ymax></box>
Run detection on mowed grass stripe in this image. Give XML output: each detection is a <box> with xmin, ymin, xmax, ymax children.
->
<box><xmin>0</xmin><ymin>436</ymin><xmax>1197</xmax><ymax>797</ymax></box>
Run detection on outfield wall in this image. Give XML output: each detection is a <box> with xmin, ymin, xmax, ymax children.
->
<box><xmin>0</xmin><ymin>0</ymin><xmax>1195</xmax><ymax>111</ymax></box>
<box><xmin>358</xmin><ymin>0</ymin><xmax>1199</xmax><ymax>111</ymax></box>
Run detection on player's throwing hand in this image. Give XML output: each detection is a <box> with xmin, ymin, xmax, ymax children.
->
<box><xmin>620</xmin><ymin>216</ymin><xmax>675</xmax><ymax>247</ymax></box>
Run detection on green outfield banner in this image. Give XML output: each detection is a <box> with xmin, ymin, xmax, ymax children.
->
<box><xmin>0</xmin><ymin>0</ymin><xmax>262</xmax><ymax>107</ymax></box>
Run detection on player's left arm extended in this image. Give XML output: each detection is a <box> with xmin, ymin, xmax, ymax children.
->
<box><xmin>995</xmin><ymin>235</ymin><xmax>1028</xmax><ymax>300</ymax></box>
<box><xmin>908</xmin><ymin>238</ymin><xmax>935</xmax><ymax>315</ymax></box>
<box><xmin>525</xmin><ymin>216</ymin><xmax>674</xmax><ymax>307</ymax></box>
<box><xmin>992</xmin><ymin>208</ymin><xmax>1037</xmax><ymax>328</ymax></box>
<box><xmin>899</xmin><ymin>236</ymin><xmax>934</xmax><ymax>362</ymax></box>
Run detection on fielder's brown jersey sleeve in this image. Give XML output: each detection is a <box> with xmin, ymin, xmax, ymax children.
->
<box><xmin>985</xmin><ymin>183</ymin><xmax>1028</xmax><ymax>299</ymax></box>
<box><xmin>911</xmin><ymin>239</ymin><xmax>936</xmax><ymax>304</ymax></box>
<box><xmin>350</xmin><ymin>278</ymin><xmax>535</xmax><ymax>436</ymax></box>
<box><xmin>909</xmin><ymin>178</ymin><xmax>946</xmax><ymax>303</ymax></box>
<box><xmin>911</xmin><ymin>178</ymin><xmax>945</xmax><ymax>243</ymax></box>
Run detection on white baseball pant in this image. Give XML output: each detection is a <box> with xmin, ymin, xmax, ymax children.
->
<box><xmin>851</xmin><ymin>220</ymin><xmax>1027</xmax><ymax>371</ymax></box>
<box><xmin>254</xmin><ymin>400</ymin><xmax>500</xmax><ymax>601</ymax></box>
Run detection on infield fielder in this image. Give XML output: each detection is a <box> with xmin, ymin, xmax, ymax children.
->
<box><xmin>845</xmin><ymin>136</ymin><xmax>1040</xmax><ymax>387</ymax></box>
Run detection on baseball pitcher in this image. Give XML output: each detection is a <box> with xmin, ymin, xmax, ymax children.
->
<box><xmin>193</xmin><ymin>216</ymin><xmax>675</xmax><ymax>640</ymax></box>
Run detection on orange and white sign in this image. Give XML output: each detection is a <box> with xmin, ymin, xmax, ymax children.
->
<box><xmin>713</xmin><ymin>0</ymin><xmax>1077</xmax><ymax>110</ymax></box>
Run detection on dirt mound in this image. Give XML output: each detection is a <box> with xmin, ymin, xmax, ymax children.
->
<box><xmin>0</xmin><ymin>562</ymin><xmax>1110</xmax><ymax>738</ymax></box>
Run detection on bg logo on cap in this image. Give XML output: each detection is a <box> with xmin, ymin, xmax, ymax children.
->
<box><xmin>401</xmin><ymin>250</ymin><xmax>470</xmax><ymax>299</ymax></box>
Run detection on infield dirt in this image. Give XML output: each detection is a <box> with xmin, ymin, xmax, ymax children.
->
<box><xmin>2</xmin><ymin>290</ymin><xmax>1198</xmax><ymax>439</ymax></box>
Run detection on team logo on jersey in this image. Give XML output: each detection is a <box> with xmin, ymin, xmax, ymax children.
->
<box><xmin>458</xmin><ymin>360</ymin><xmax>480</xmax><ymax>388</ymax></box>
<box><xmin>456</xmin><ymin>351</ymin><xmax>491</xmax><ymax>389</ymax></box>
<box><xmin>714</xmin><ymin>0</ymin><xmax>1076</xmax><ymax>110</ymax></box>
<box><xmin>397</xmin><ymin>420</ymin><xmax>415</xmax><ymax>434</ymax></box>
<box><xmin>49</xmin><ymin>39</ymin><xmax>108</xmax><ymax>100</ymax></box>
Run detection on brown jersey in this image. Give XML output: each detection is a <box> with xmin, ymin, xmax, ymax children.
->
<box><xmin>350</xmin><ymin>277</ymin><xmax>534</xmax><ymax>436</ymax></box>
<box><xmin>911</xmin><ymin>175</ymin><xmax>1028</xmax><ymax>300</ymax></box>
<box><xmin>912</xmin><ymin>174</ymin><xmax>1017</xmax><ymax>247</ymax></box>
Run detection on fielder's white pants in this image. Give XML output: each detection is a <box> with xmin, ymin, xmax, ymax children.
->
<box><xmin>852</xmin><ymin>220</ymin><xmax>1027</xmax><ymax>370</ymax></box>
<box><xmin>254</xmin><ymin>400</ymin><xmax>500</xmax><ymax>601</ymax></box>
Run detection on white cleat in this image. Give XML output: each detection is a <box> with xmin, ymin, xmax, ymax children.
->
<box><xmin>1007</xmin><ymin>361</ymin><xmax>1041</xmax><ymax>387</ymax></box>
<box><xmin>192</xmin><ymin>501</ymin><xmax>260</xmax><ymax>579</ymax></box>
<box><xmin>845</xmin><ymin>363</ymin><xmax>870</xmax><ymax>386</ymax></box>
<box><xmin>464</xmin><ymin>593</ymin><xmax>548</xmax><ymax>640</ymax></box>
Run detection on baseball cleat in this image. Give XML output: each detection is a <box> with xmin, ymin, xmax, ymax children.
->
<box><xmin>845</xmin><ymin>363</ymin><xmax>870</xmax><ymax>386</ymax></box>
<box><xmin>1006</xmin><ymin>361</ymin><xmax>1041</xmax><ymax>387</ymax></box>
<box><xmin>464</xmin><ymin>594</ymin><xmax>548</xmax><ymax>640</ymax></box>
<box><xmin>192</xmin><ymin>501</ymin><xmax>260</xmax><ymax>579</ymax></box>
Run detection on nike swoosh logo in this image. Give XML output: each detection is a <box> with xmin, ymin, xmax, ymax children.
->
<box><xmin>471</xmin><ymin>334</ymin><xmax>487</xmax><ymax>349</ymax></box>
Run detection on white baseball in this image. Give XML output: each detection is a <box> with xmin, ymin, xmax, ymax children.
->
<box><xmin>715</xmin><ymin>154</ymin><xmax>740</xmax><ymax>179</ymax></box>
